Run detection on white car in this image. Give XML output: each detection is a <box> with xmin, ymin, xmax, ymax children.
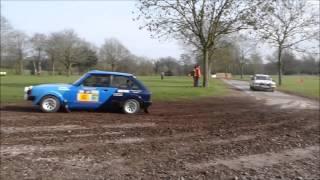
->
<box><xmin>250</xmin><ymin>74</ymin><xmax>276</xmax><ymax>92</ymax></box>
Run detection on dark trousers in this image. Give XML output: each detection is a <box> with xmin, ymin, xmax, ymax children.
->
<box><xmin>193</xmin><ymin>77</ymin><xmax>199</xmax><ymax>87</ymax></box>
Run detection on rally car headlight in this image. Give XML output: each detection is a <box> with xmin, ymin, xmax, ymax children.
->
<box><xmin>24</xmin><ymin>86</ymin><xmax>33</xmax><ymax>93</ymax></box>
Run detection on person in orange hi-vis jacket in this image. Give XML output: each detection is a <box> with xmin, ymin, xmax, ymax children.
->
<box><xmin>193</xmin><ymin>64</ymin><xmax>201</xmax><ymax>87</ymax></box>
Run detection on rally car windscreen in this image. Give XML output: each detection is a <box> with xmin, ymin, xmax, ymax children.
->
<box><xmin>73</xmin><ymin>74</ymin><xmax>87</xmax><ymax>86</ymax></box>
<box><xmin>133</xmin><ymin>76</ymin><xmax>150</xmax><ymax>92</ymax></box>
<box><xmin>256</xmin><ymin>76</ymin><xmax>270</xmax><ymax>80</ymax></box>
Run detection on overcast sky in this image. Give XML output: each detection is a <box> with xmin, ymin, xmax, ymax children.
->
<box><xmin>1</xmin><ymin>1</ymin><xmax>318</xmax><ymax>61</ymax></box>
<box><xmin>1</xmin><ymin>0</ymin><xmax>183</xmax><ymax>59</ymax></box>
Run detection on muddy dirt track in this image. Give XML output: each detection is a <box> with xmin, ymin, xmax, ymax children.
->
<box><xmin>1</xmin><ymin>92</ymin><xmax>319</xmax><ymax>179</ymax></box>
<box><xmin>224</xmin><ymin>80</ymin><xmax>319</xmax><ymax>110</ymax></box>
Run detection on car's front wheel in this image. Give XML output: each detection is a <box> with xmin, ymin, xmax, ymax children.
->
<box><xmin>123</xmin><ymin>99</ymin><xmax>140</xmax><ymax>114</ymax></box>
<box><xmin>40</xmin><ymin>95</ymin><xmax>61</xmax><ymax>113</ymax></box>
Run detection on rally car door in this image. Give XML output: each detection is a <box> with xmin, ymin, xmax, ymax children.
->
<box><xmin>67</xmin><ymin>74</ymin><xmax>117</xmax><ymax>109</ymax></box>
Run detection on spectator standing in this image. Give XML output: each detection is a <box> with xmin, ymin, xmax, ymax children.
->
<box><xmin>193</xmin><ymin>65</ymin><xmax>201</xmax><ymax>87</ymax></box>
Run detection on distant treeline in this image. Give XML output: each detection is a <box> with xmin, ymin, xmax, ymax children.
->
<box><xmin>210</xmin><ymin>50</ymin><xmax>319</xmax><ymax>76</ymax></box>
<box><xmin>1</xmin><ymin>16</ymin><xmax>195</xmax><ymax>76</ymax></box>
<box><xmin>1</xmin><ymin>16</ymin><xmax>319</xmax><ymax>76</ymax></box>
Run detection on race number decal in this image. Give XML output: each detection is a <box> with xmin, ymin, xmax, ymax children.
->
<box><xmin>77</xmin><ymin>90</ymin><xmax>99</xmax><ymax>102</ymax></box>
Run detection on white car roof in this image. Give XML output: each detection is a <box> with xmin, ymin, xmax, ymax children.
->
<box><xmin>255</xmin><ymin>74</ymin><xmax>270</xmax><ymax>77</ymax></box>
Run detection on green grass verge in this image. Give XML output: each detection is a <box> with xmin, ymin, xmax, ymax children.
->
<box><xmin>139</xmin><ymin>76</ymin><xmax>227</xmax><ymax>101</ymax></box>
<box><xmin>233</xmin><ymin>75</ymin><xmax>319</xmax><ymax>99</ymax></box>
<box><xmin>0</xmin><ymin>75</ymin><xmax>227</xmax><ymax>103</ymax></box>
<box><xmin>0</xmin><ymin>75</ymin><xmax>79</xmax><ymax>103</ymax></box>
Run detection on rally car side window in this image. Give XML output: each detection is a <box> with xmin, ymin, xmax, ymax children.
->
<box><xmin>82</xmin><ymin>74</ymin><xmax>111</xmax><ymax>87</ymax></box>
<box><xmin>111</xmin><ymin>75</ymin><xmax>141</xmax><ymax>90</ymax></box>
<box><xmin>131</xmin><ymin>82</ymin><xmax>141</xmax><ymax>90</ymax></box>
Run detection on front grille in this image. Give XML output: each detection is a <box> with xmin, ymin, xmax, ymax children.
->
<box><xmin>259</xmin><ymin>83</ymin><xmax>270</xmax><ymax>86</ymax></box>
<box><xmin>28</xmin><ymin>96</ymin><xmax>35</xmax><ymax>101</ymax></box>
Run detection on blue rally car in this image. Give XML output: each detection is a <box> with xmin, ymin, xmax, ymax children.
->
<box><xmin>24</xmin><ymin>70</ymin><xmax>152</xmax><ymax>114</ymax></box>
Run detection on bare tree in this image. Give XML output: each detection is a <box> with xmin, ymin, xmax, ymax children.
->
<box><xmin>301</xmin><ymin>55</ymin><xmax>319</xmax><ymax>75</ymax></box>
<box><xmin>211</xmin><ymin>42</ymin><xmax>235</xmax><ymax>74</ymax></box>
<box><xmin>254</xmin><ymin>0</ymin><xmax>319</xmax><ymax>85</ymax></box>
<box><xmin>154</xmin><ymin>56</ymin><xmax>181</xmax><ymax>75</ymax></box>
<box><xmin>116</xmin><ymin>55</ymin><xmax>138</xmax><ymax>73</ymax></box>
<box><xmin>136</xmin><ymin>0</ymin><xmax>259</xmax><ymax>87</ymax></box>
<box><xmin>45</xmin><ymin>33</ymin><xmax>61</xmax><ymax>75</ymax></box>
<box><xmin>180</xmin><ymin>53</ymin><xmax>195</xmax><ymax>75</ymax></box>
<box><xmin>30</xmin><ymin>33</ymin><xmax>47</xmax><ymax>75</ymax></box>
<box><xmin>1</xmin><ymin>16</ymin><xmax>14</xmax><ymax>62</ymax></box>
<box><xmin>74</xmin><ymin>42</ymin><xmax>98</xmax><ymax>74</ymax></box>
<box><xmin>51</xmin><ymin>30</ymin><xmax>82</xmax><ymax>76</ymax></box>
<box><xmin>136</xmin><ymin>58</ymin><xmax>154</xmax><ymax>75</ymax></box>
<box><xmin>233</xmin><ymin>34</ymin><xmax>257</xmax><ymax>78</ymax></box>
<box><xmin>99</xmin><ymin>38</ymin><xmax>130</xmax><ymax>71</ymax></box>
<box><xmin>248</xmin><ymin>52</ymin><xmax>263</xmax><ymax>74</ymax></box>
<box><xmin>7</xmin><ymin>31</ymin><xmax>29</xmax><ymax>75</ymax></box>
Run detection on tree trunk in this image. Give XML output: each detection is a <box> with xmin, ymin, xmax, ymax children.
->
<box><xmin>111</xmin><ymin>63</ymin><xmax>115</xmax><ymax>71</ymax></box>
<box><xmin>32</xmin><ymin>60</ymin><xmax>37</xmax><ymax>75</ymax></box>
<box><xmin>65</xmin><ymin>54</ymin><xmax>71</xmax><ymax>76</ymax></box>
<box><xmin>19</xmin><ymin>61</ymin><xmax>23</xmax><ymax>75</ymax></box>
<box><xmin>52</xmin><ymin>64</ymin><xmax>55</xmax><ymax>75</ymax></box>
<box><xmin>240</xmin><ymin>53</ymin><xmax>244</xmax><ymax>79</ymax></box>
<box><xmin>210</xmin><ymin>58</ymin><xmax>216</xmax><ymax>74</ymax></box>
<box><xmin>67</xmin><ymin>63</ymin><xmax>72</xmax><ymax>76</ymax></box>
<box><xmin>208</xmin><ymin>60</ymin><xmax>213</xmax><ymax>77</ymax></box>
<box><xmin>277</xmin><ymin>47</ymin><xmax>282</xmax><ymax>86</ymax></box>
<box><xmin>37</xmin><ymin>60</ymin><xmax>42</xmax><ymax>75</ymax></box>
<box><xmin>240</xmin><ymin>64</ymin><xmax>244</xmax><ymax>79</ymax></box>
<box><xmin>37</xmin><ymin>49</ymin><xmax>41</xmax><ymax>75</ymax></box>
<box><xmin>18</xmin><ymin>50</ymin><xmax>23</xmax><ymax>75</ymax></box>
<box><xmin>50</xmin><ymin>54</ymin><xmax>55</xmax><ymax>75</ymax></box>
<box><xmin>202</xmin><ymin>48</ymin><xmax>209</xmax><ymax>87</ymax></box>
<box><xmin>52</xmin><ymin>60</ymin><xmax>55</xmax><ymax>75</ymax></box>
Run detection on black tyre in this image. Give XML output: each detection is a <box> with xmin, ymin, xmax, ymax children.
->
<box><xmin>123</xmin><ymin>99</ymin><xmax>140</xmax><ymax>114</ymax></box>
<box><xmin>40</xmin><ymin>95</ymin><xmax>61</xmax><ymax>113</ymax></box>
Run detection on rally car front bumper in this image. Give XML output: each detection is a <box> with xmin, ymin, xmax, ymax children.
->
<box><xmin>251</xmin><ymin>84</ymin><xmax>275</xmax><ymax>91</ymax></box>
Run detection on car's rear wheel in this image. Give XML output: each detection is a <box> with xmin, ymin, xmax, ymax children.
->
<box><xmin>123</xmin><ymin>99</ymin><xmax>140</xmax><ymax>114</ymax></box>
<box><xmin>40</xmin><ymin>96</ymin><xmax>60</xmax><ymax>113</ymax></box>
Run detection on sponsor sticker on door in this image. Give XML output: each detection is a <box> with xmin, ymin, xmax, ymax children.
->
<box><xmin>77</xmin><ymin>90</ymin><xmax>99</xmax><ymax>102</ymax></box>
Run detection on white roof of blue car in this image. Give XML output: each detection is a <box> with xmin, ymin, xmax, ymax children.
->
<box><xmin>88</xmin><ymin>70</ymin><xmax>133</xmax><ymax>77</ymax></box>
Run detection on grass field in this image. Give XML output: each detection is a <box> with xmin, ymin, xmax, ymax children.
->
<box><xmin>233</xmin><ymin>75</ymin><xmax>320</xmax><ymax>99</ymax></box>
<box><xmin>0</xmin><ymin>75</ymin><xmax>227</xmax><ymax>103</ymax></box>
